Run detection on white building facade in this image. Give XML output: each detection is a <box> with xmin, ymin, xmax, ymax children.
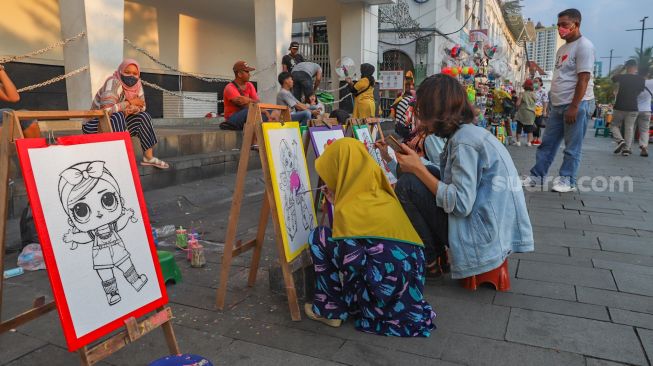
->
<box><xmin>377</xmin><ymin>0</ymin><xmax>527</xmax><ymax>90</ymax></box>
<box><xmin>526</xmin><ymin>22</ymin><xmax>564</xmax><ymax>86</ymax></box>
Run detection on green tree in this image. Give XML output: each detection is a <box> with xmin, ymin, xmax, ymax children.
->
<box><xmin>594</xmin><ymin>77</ymin><xmax>616</xmax><ymax>105</ymax></box>
<box><xmin>631</xmin><ymin>46</ymin><xmax>653</xmax><ymax>76</ymax></box>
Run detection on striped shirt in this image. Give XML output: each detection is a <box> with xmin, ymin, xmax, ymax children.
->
<box><xmin>90</xmin><ymin>76</ymin><xmax>146</xmax><ymax>114</ymax></box>
<box><xmin>394</xmin><ymin>97</ymin><xmax>412</xmax><ymax>127</ymax></box>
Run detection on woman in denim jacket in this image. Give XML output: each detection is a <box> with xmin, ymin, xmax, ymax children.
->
<box><xmin>395</xmin><ymin>74</ymin><xmax>534</xmax><ymax>279</ymax></box>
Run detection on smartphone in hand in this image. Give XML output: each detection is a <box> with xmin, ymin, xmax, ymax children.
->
<box><xmin>385</xmin><ymin>135</ymin><xmax>405</xmax><ymax>153</ymax></box>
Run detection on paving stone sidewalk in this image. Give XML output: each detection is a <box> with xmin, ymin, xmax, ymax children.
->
<box><xmin>2</xmin><ymin>129</ymin><xmax>653</xmax><ymax>365</ymax></box>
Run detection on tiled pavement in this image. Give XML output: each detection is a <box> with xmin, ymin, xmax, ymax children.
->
<box><xmin>2</xmin><ymin>128</ymin><xmax>653</xmax><ymax>365</ymax></box>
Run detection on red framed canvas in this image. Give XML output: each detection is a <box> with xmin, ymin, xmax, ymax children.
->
<box><xmin>16</xmin><ymin>132</ymin><xmax>167</xmax><ymax>351</ymax></box>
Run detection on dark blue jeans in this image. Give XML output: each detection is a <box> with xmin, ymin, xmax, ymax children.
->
<box><xmin>291</xmin><ymin>110</ymin><xmax>312</xmax><ymax>126</ymax></box>
<box><xmin>395</xmin><ymin>165</ymin><xmax>448</xmax><ymax>264</ymax></box>
<box><xmin>529</xmin><ymin>100</ymin><xmax>592</xmax><ymax>186</ymax></box>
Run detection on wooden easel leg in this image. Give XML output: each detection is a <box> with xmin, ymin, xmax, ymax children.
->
<box><xmin>279</xmin><ymin>250</ymin><xmax>302</xmax><ymax>321</ymax></box>
<box><xmin>216</xmin><ymin>108</ymin><xmax>258</xmax><ymax>310</ymax></box>
<box><xmin>216</xmin><ymin>238</ymin><xmax>234</xmax><ymax>310</ymax></box>
<box><xmin>79</xmin><ymin>346</ymin><xmax>91</xmax><ymax>366</ymax></box>
<box><xmin>0</xmin><ymin>111</ymin><xmax>16</xmax><ymax>322</ymax></box>
<box><xmin>247</xmin><ymin>197</ymin><xmax>270</xmax><ymax>287</ymax></box>
<box><xmin>158</xmin><ymin>307</ymin><xmax>180</xmax><ymax>355</ymax></box>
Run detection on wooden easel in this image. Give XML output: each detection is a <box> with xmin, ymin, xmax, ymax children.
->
<box><xmin>366</xmin><ymin>118</ymin><xmax>386</xmax><ymax>142</ymax></box>
<box><xmin>0</xmin><ymin>110</ymin><xmax>112</xmax><ymax>334</ymax></box>
<box><xmin>0</xmin><ymin>110</ymin><xmax>180</xmax><ymax>365</ymax></box>
<box><xmin>79</xmin><ymin>307</ymin><xmax>179</xmax><ymax>366</ymax></box>
<box><xmin>344</xmin><ymin>118</ymin><xmax>364</xmax><ymax>137</ymax></box>
<box><xmin>216</xmin><ymin>103</ymin><xmax>312</xmax><ymax>321</ymax></box>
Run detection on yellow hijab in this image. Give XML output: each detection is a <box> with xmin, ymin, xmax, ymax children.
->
<box><xmin>315</xmin><ymin>138</ymin><xmax>423</xmax><ymax>246</ymax></box>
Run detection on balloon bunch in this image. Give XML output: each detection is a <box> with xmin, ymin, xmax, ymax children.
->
<box><xmin>441</xmin><ymin>66</ymin><xmax>476</xmax><ymax>77</ymax></box>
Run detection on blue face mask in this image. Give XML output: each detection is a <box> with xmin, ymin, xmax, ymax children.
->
<box><xmin>121</xmin><ymin>74</ymin><xmax>139</xmax><ymax>87</ymax></box>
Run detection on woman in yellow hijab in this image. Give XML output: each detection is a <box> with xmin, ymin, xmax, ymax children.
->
<box><xmin>305</xmin><ymin>138</ymin><xmax>436</xmax><ymax>337</ymax></box>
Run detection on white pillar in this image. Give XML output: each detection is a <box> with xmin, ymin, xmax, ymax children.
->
<box><xmin>339</xmin><ymin>3</ymin><xmax>380</xmax><ymax>79</ymax></box>
<box><xmin>254</xmin><ymin>0</ymin><xmax>293</xmax><ymax>104</ymax></box>
<box><xmin>59</xmin><ymin>0</ymin><xmax>125</xmax><ymax>111</ymax></box>
<box><xmin>326</xmin><ymin>13</ymin><xmax>342</xmax><ymax>92</ymax></box>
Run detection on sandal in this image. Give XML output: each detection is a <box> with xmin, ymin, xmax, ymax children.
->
<box><xmin>141</xmin><ymin>156</ymin><xmax>170</xmax><ymax>169</ymax></box>
<box><xmin>304</xmin><ymin>303</ymin><xmax>342</xmax><ymax>328</ymax></box>
<box><xmin>425</xmin><ymin>251</ymin><xmax>450</xmax><ymax>280</ymax></box>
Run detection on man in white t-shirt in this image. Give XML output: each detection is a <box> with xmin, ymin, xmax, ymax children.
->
<box><xmin>523</xmin><ymin>8</ymin><xmax>595</xmax><ymax>193</ymax></box>
<box><xmin>636</xmin><ymin>71</ymin><xmax>653</xmax><ymax>157</ymax></box>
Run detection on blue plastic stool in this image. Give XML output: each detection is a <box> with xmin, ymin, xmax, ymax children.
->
<box><xmin>593</xmin><ymin>118</ymin><xmax>605</xmax><ymax>129</ymax></box>
<box><xmin>149</xmin><ymin>354</ymin><xmax>213</xmax><ymax>366</ymax></box>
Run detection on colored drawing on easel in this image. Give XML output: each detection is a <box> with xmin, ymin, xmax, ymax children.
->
<box><xmin>352</xmin><ymin>125</ymin><xmax>397</xmax><ymax>184</ymax></box>
<box><xmin>262</xmin><ymin>122</ymin><xmax>317</xmax><ymax>261</ymax></box>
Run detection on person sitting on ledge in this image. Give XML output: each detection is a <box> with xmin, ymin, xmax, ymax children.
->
<box><xmin>276</xmin><ymin>72</ymin><xmax>317</xmax><ymax>126</ymax></box>
<box><xmin>220</xmin><ymin>60</ymin><xmax>272</xmax><ymax>130</ymax></box>
<box><xmin>82</xmin><ymin>59</ymin><xmax>168</xmax><ymax>169</ymax></box>
<box><xmin>394</xmin><ymin>74</ymin><xmax>534</xmax><ymax>282</ymax></box>
<box><xmin>305</xmin><ymin>138</ymin><xmax>436</xmax><ymax>337</ymax></box>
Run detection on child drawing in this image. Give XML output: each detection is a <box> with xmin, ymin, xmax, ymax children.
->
<box><xmin>59</xmin><ymin>161</ymin><xmax>148</xmax><ymax>306</ymax></box>
<box><xmin>279</xmin><ymin>139</ymin><xmax>314</xmax><ymax>240</ymax></box>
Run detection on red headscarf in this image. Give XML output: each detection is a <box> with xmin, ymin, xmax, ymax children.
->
<box><xmin>113</xmin><ymin>59</ymin><xmax>142</xmax><ymax>100</ymax></box>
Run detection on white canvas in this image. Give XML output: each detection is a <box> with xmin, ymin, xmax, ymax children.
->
<box><xmin>27</xmin><ymin>140</ymin><xmax>162</xmax><ymax>338</ymax></box>
<box><xmin>354</xmin><ymin>127</ymin><xmax>398</xmax><ymax>184</ymax></box>
<box><xmin>264</xmin><ymin>126</ymin><xmax>317</xmax><ymax>260</ymax></box>
<box><xmin>311</xmin><ymin>129</ymin><xmax>345</xmax><ymax>156</ymax></box>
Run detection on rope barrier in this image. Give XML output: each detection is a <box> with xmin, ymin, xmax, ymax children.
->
<box><xmin>141</xmin><ymin>80</ymin><xmax>223</xmax><ymax>104</ymax></box>
<box><xmin>0</xmin><ymin>31</ymin><xmax>86</xmax><ymax>64</ymax></box>
<box><xmin>17</xmin><ymin>66</ymin><xmax>88</xmax><ymax>93</ymax></box>
<box><xmin>124</xmin><ymin>38</ymin><xmax>232</xmax><ymax>83</ymax></box>
<box><xmin>125</xmin><ymin>37</ymin><xmax>276</xmax><ymax>84</ymax></box>
<box><xmin>317</xmin><ymin>84</ymin><xmax>349</xmax><ymax>93</ymax></box>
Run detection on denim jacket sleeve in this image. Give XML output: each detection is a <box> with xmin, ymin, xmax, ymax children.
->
<box><xmin>435</xmin><ymin>143</ymin><xmax>480</xmax><ymax>217</ymax></box>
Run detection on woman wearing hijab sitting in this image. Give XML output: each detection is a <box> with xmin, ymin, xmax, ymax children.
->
<box><xmin>346</xmin><ymin>63</ymin><xmax>376</xmax><ymax>119</ymax></box>
<box><xmin>304</xmin><ymin>138</ymin><xmax>436</xmax><ymax>337</ymax></box>
<box><xmin>394</xmin><ymin>74</ymin><xmax>533</xmax><ymax>284</ymax></box>
<box><xmin>83</xmin><ymin>59</ymin><xmax>168</xmax><ymax>169</ymax></box>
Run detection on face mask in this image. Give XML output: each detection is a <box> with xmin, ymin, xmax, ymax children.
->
<box><xmin>533</xmin><ymin>83</ymin><xmax>540</xmax><ymax>89</ymax></box>
<box><xmin>558</xmin><ymin>25</ymin><xmax>574</xmax><ymax>39</ymax></box>
<box><xmin>121</xmin><ymin>74</ymin><xmax>139</xmax><ymax>87</ymax></box>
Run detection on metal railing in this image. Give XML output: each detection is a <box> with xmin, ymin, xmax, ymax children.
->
<box><xmin>297</xmin><ymin>42</ymin><xmax>331</xmax><ymax>80</ymax></box>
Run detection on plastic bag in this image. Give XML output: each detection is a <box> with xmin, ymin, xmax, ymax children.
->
<box><xmin>155</xmin><ymin>225</ymin><xmax>176</xmax><ymax>238</ymax></box>
<box><xmin>17</xmin><ymin>243</ymin><xmax>46</xmax><ymax>271</ymax></box>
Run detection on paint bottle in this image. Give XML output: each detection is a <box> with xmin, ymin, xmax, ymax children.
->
<box><xmin>152</xmin><ymin>228</ymin><xmax>159</xmax><ymax>248</ymax></box>
<box><xmin>4</xmin><ymin>267</ymin><xmax>24</xmax><ymax>279</ymax></box>
<box><xmin>176</xmin><ymin>226</ymin><xmax>188</xmax><ymax>249</ymax></box>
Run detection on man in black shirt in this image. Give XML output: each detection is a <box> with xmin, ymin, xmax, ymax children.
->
<box><xmin>282</xmin><ymin>42</ymin><xmax>305</xmax><ymax>73</ymax></box>
<box><xmin>611</xmin><ymin>59</ymin><xmax>645</xmax><ymax>156</ymax></box>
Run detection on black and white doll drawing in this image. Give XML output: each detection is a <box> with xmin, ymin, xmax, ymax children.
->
<box><xmin>278</xmin><ymin>139</ymin><xmax>314</xmax><ymax>241</ymax></box>
<box><xmin>58</xmin><ymin>161</ymin><xmax>148</xmax><ymax>306</ymax></box>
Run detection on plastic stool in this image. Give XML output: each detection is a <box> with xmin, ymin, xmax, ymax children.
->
<box><xmin>158</xmin><ymin>251</ymin><xmax>182</xmax><ymax>284</ymax></box>
<box><xmin>594</xmin><ymin>127</ymin><xmax>612</xmax><ymax>138</ymax></box>
<box><xmin>593</xmin><ymin>118</ymin><xmax>605</xmax><ymax>129</ymax></box>
<box><xmin>149</xmin><ymin>354</ymin><xmax>212</xmax><ymax>366</ymax></box>
<box><xmin>461</xmin><ymin>259</ymin><xmax>510</xmax><ymax>291</ymax></box>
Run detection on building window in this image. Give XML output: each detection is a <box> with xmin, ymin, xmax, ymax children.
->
<box><xmin>447</xmin><ymin>0</ymin><xmax>452</xmax><ymax>10</ymax></box>
<box><xmin>456</xmin><ymin>0</ymin><xmax>462</xmax><ymax>20</ymax></box>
